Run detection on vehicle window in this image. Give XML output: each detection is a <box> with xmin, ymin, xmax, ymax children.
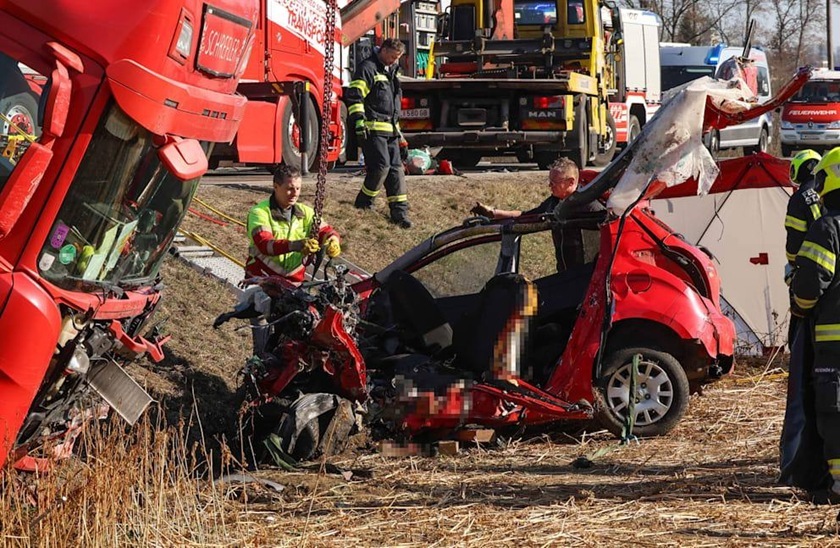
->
<box><xmin>660</xmin><ymin>66</ymin><xmax>715</xmax><ymax>92</ymax></box>
<box><xmin>757</xmin><ymin>66</ymin><xmax>770</xmax><ymax>97</ymax></box>
<box><xmin>0</xmin><ymin>51</ymin><xmax>45</xmax><ymax>194</ymax></box>
<box><xmin>411</xmin><ymin>240</ymin><xmax>502</xmax><ymax>297</ymax></box>
<box><xmin>38</xmin><ymin>103</ymin><xmax>208</xmax><ymax>291</ymax></box>
<box><xmin>519</xmin><ymin>227</ymin><xmax>601</xmax><ymax>281</ymax></box>
<box><xmin>794</xmin><ymin>81</ymin><xmax>840</xmax><ymax>103</ymax></box>
<box><xmin>514</xmin><ymin>0</ymin><xmax>558</xmax><ymax>25</ymax></box>
<box><xmin>567</xmin><ymin>0</ymin><xmax>585</xmax><ymax>24</ymax></box>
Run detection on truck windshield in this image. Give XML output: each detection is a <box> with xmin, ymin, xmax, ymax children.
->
<box><xmin>791</xmin><ymin>81</ymin><xmax>840</xmax><ymax>103</ymax></box>
<box><xmin>514</xmin><ymin>0</ymin><xmax>558</xmax><ymax>25</ymax></box>
<box><xmin>661</xmin><ymin>66</ymin><xmax>715</xmax><ymax>92</ymax></box>
<box><xmin>38</xmin><ymin>103</ymin><xmax>206</xmax><ymax>291</ymax></box>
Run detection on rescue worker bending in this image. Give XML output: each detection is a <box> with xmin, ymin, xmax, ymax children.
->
<box><xmin>245</xmin><ymin>164</ymin><xmax>341</xmax><ymax>284</ymax></box>
<box><xmin>790</xmin><ymin>147</ymin><xmax>840</xmax><ymax>504</ymax></box>
<box><xmin>346</xmin><ymin>39</ymin><xmax>412</xmax><ymax>229</ymax></box>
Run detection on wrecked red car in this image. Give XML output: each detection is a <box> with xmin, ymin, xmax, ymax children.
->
<box><xmin>223</xmin><ymin>68</ymin><xmax>810</xmax><ymax>461</ymax></box>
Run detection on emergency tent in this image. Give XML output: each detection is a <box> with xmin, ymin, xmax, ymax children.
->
<box><xmin>650</xmin><ymin>153</ymin><xmax>794</xmax><ymax>352</ymax></box>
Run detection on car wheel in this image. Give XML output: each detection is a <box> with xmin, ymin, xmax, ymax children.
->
<box><xmin>746</xmin><ymin>126</ymin><xmax>769</xmax><ymax>155</ymax></box>
<box><xmin>273</xmin><ymin>393</ymin><xmax>357</xmax><ymax>461</ymax></box>
<box><xmin>594</xmin><ymin>347</ymin><xmax>689</xmax><ymax>438</ymax></box>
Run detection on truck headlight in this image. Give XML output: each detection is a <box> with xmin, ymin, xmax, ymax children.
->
<box><xmin>828</xmin><ymin>121</ymin><xmax>840</xmax><ymax>129</ymax></box>
<box><xmin>780</xmin><ymin>121</ymin><xmax>794</xmax><ymax>130</ymax></box>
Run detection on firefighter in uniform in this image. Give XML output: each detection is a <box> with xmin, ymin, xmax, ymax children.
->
<box><xmin>789</xmin><ymin>147</ymin><xmax>840</xmax><ymax>504</ymax></box>
<box><xmin>346</xmin><ymin>38</ymin><xmax>412</xmax><ymax>229</ymax></box>
<box><xmin>785</xmin><ymin>149</ymin><xmax>824</xmax><ymax>347</ymax></box>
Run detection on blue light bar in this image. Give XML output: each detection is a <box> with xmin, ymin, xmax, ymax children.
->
<box><xmin>705</xmin><ymin>43</ymin><xmax>726</xmax><ymax>65</ymax></box>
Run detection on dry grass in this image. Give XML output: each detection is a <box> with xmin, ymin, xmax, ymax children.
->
<box><xmin>4</xmin><ymin>169</ymin><xmax>839</xmax><ymax>546</ymax></box>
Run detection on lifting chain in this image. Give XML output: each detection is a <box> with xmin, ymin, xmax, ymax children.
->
<box><xmin>309</xmin><ymin>0</ymin><xmax>338</xmax><ymax>238</ymax></box>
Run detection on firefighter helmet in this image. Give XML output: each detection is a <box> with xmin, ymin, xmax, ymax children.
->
<box><xmin>789</xmin><ymin>149</ymin><xmax>821</xmax><ymax>185</ymax></box>
<box><xmin>812</xmin><ymin>147</ymin><xmax>840</xmax><ymax>197</ymax></box>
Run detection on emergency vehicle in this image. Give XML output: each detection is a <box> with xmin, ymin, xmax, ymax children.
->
<box><xmin>780</xmin><ymin>70</ymin><xmax>840</xmax><ymax>157</ymax></box>
<box><xmin>209</xmin><ymin>0</ymin><xmax>400</xmax><ymax>171</ymax></box>
<box><xmin>0</xmin><ymin>0</ymin><xmax>258</xmax><ymax>470</ymax></box>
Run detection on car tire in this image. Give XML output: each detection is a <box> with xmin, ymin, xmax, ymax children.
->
<box><xmin>594</xmin><ymin>347</ymin><xmax>690</xmax><ymax>438</ymax></box>
<box><xmin>592</xmin><ymin>110</ymin><xmax>617</xmax><ymax>167</ymax></box>
<box><xmin>746</xmin><ymin>126</ymin><xmax>769</xmax><ymax>155</ymax></box>
<box><xmin>281</xmin><ymin>95</ymin><xmax>318</xmax><ymax>171</ymax></box>
<box><xmin>274</xmin><ymin>393</ymin><xmax>356</xmax><ymax>461</ymax></box>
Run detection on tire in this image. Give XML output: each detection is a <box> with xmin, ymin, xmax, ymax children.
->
<box><xmin>274</xmin><ymin>393</ymin><xmax>356</xmax><ymax>461</ymax></box>
<box><xmin>535</xmin><ymin>151</ymin><xmax>557</xmax><ymax>170</ymax></box>
<box><xmin>781</xmin><ymin>144</ymin><xmax>794</xmax><ymax>158</ymax></box>
<box><xmin>573</xmin><ymin>97</ymin><xmax>589</xmax><ymax>169</ymax></box>
<box><xmin>0</xmin><ymin>92</ymin><xmax>40</xmax><ymax>138</ymax></box>
<box><xmin>593</xmin><ymin>110</ymin><xmax>617</xmax><ymax>167</ymax></box>
<box><xmin>746</xmin><ymin>126</ymin><xmax>769</xmax><ymax>155</ymax></box>
<box><xmin>594</xmin><ymin>347</ymin><xmax>690</xmax><ymax>438</ymax></box>
<box><xmin>281</xmin><ymin>95</ymin><xmax>318</xmax><ymax>171</ymax></box>
<box><xmin>440</xmin><ymin>148</ymin><xmax>482</xmax><ymax>169</ymax></box>
<box><xmin>626</xmin><ymin>115</ymin><xmax>641</xmax><ymax>145</ymax></box>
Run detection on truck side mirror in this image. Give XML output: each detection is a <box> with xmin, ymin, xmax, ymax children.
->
<box><xmin>0</xmin><ymin>142</ymin><xmax>53</xmax><ymax>238</ymax></box>
<box><xmin>157</xmin><ymin>137</ymin><xmax>208</xmax><ymax>180</ymax></box>
<box><xmin>40</xmin><ymin>63</ymin><xmax>71</xmax><ymax>139</ymax></box>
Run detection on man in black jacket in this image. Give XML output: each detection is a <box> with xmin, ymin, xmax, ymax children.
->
<box><xmin>345</xmin><ymin>39</ymin><xmax>412</xmax><ymax>229</ymax></box>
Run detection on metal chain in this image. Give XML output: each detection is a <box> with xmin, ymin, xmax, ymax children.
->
<box><xmin>310</xmin><ymin>0</ymin><xmax>337</xmax><ymax>237</ymax></box>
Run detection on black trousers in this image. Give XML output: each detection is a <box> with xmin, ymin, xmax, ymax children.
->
<box><xmin>359</xmin><ymin>133</ymin><xmax>408</xmax><ymax>215</ymax></box>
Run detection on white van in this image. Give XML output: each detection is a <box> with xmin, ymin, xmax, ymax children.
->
<box><xmin>660</xmin><ymin>44</ymin><xmax>773</xmax><ymax>154</ymax></box>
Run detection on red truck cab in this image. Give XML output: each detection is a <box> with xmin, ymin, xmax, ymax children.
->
<box><xmin>0</xmin><ymin>0</ymin><xmax>258</xmax><ymax>469</ymax></box>
<box><xmin>780</xmin><ymin>69</ymin><xmax>840</xmax><ymax>156</ymax></box>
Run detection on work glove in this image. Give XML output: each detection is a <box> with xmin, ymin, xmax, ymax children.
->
<box><xmin>324</xmin><ymin>236</ymin><xmax>341</xmax><ymax>258</ymax></box>
<box><xmin>355</xmin><ymin>121</ymin><xmax>368</xmax><ymax>144</ymax></box>
<box><xmin>784</xmin><ymin>263</ymin><xmax>796</xmax><ymax>286</ymax></box>
<box><xmin>470</xmin><ymin>202</ymin><xmax>495</xmax><ymax>218</ymax></box>
<box><xmin>290</xmin><ymin>238</ymin><xmax>321</xmax><ymax>256</ymax></box>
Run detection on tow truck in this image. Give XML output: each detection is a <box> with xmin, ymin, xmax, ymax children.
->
<box><xmin>399</xmin><ymin>0</ymin><xmax>661</xmax><ymax>169</ymax></box>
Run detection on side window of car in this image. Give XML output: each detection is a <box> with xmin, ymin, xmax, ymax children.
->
<box><xmin>518</xmin><ymin>230</ymin><xmax>556</xmax><ymax>281</ymax></box>
<box><xmin>757</xmin><ymin>66</ymin><xmax>770</xmax><ymax>98</ymax></box>
<box><xmin>411</xmin><ymin>240</ymin><xmax>502</xmax><ymax>297</ymax></box>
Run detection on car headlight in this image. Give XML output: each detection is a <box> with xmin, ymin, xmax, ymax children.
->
<box><xmin>780</xmin><ymin>121</ymin><xmax>794</xmax><ymax>130</ymax></box>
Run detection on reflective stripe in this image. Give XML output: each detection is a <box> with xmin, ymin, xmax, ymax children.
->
<box><xmin>798</xmin><ymin>240</ymin><xmax>837</xmax><ymax>274</ymax></box>
<box><xmin>829</xmin><ymin>459</ymin><xmax>840</xmax><ymax>478</ymax></box>
<box><xmin>349</xmin><ymin>79</ymin><xmax>369</xmax><ymax>97</ymax></box>
<box><xmin>355</xmin><ymin>118</ymin><xmax>365</xmax><ymax>129</ymax></box>
<box><xmin>373</xmin><ymin>74</ymin><xmax>389</xmax><ymax>83</ymax></box>
<box><xmin>815</xmin><ymin>324</ymin><xmax>840</xmax><ymax>342</ymax></box>
<box><xmin>364</xmin><ymin>120</ymin><xmax>395</xmax><ymax>132</ymax></box>
<box><xmin>387</xmin><ymin>194</ymin><xmax>408</xmax><ymax>203</ymax></box>
<box><xmin>811</xmin><ymin>203</ymin><xmax>823</xmax><ymax>222</ymax></box>
<box><xmin>785</xmin><ymin>215</ymin><xmax>808</xmax><ymax>232</ymax></box>
<box><xmin>361</xmin><ymin>186</ymin><xmax>380</xmax><ymax>197</ymax></box>
<box><xmin>795</xmin><ymin>295</ymin><xmax>818</xmax><ymax>310</ymax></box>
<box><xmin>348</xmin><ymin>103</ymin><xmax>365</xmax><ymax>116</ymax></box>
<box><xmin>786</xmin><ymin>251</ymin><xmax>797</xmax><ymax>262</ymax></box>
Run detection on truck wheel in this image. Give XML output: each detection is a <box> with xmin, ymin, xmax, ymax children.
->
<box><xmin>337</xmin><ymin>102</ymin><xmax>348</xmax><ymax>165</ymax></box>
<box><xmin>781</xmin><ymin>144</ymin><xmax>795</xmax><ymax>158</ymax></box>
<box><xmin>626</xmin><ymin>115</ymin><xmax>641</xmax><ymax>145</ymax></box>
<box><xmin>535</xmin><ymin>151</ymin><xmax>557</xmax><ymax>170</ymax></box>
<box><xmin>594</xmin><ymin>347</ymin><xmax>690</xmax><ymax>438</ymax></box>
<box><xmin>593</xmin><ymin>111</ymin><xmax>617</xmax><ymax>167</ymax></box>
<box><xmin>0</xmin><ymin>92</ymin><xmax>40</xmax><ymax>138</ymax></box>
<box><xmin>282</xmin><ymin>96</ymin><xmax>318</xmax><ymax>171</ymax></box>
<box><xmin>440</xmin><ymin>148</ymin><xmax>482</xmax><ymax>169</ymax></box>
<box><xmin>746</xmin><ymin>126</ymin><xmax>769</xmax><ymax>155</ymax></box>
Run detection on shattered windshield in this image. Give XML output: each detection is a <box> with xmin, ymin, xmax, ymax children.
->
<box><xmin>38</xmin><ymin>103</ymin><xmax>206</xmax><ymax>291</ymax></box>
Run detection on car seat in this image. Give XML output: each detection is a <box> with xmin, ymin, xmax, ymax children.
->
<box><xmin>451</xmin><ymin>272</ymin><xmax>538</xmax><ymax>379</ymax></box>
<box><xmin>384</xmin><ymin>269</ymin><xmax>453</xmax><ymax>355</ymax></box>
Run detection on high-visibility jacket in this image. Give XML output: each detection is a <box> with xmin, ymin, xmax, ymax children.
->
<box><xmin>245</xmin><ymin>197</ymin><xmax>338</xmax><ymax>284</ymax></box>
<box><xmin>792</xmin><ymin>210</ymin><xmax>840</xmax><ymax>359</ymax></box>
<box><xmin>786</xmin><ymin>180</ymin><xmax>825</xmax><ymax>264</ymax></box>
<box><xmin>345</xmin><ymin>52</ymin><xmax>401</xmax><ymax>136</ymax></box>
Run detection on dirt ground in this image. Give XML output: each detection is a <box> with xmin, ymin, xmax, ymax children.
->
<box><xmin>6</xmin><ymin>167</ymin><xmax>839</xmax><ymax>546</ymax></box>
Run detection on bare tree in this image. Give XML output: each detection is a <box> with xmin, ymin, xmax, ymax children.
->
<box><xmin>635</xmin><ymin>0</ymin><xmax>742</xmax><ymax>43</ymax></box>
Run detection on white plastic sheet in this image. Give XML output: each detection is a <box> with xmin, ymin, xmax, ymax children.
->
<box><xmin>606</xmin><ymin>76</ymin><xmax>759</xmax><ymax>214</ymax></box>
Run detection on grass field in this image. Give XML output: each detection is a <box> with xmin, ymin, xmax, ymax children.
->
<box><xmin>3</xmin><ymin>168</ymin><xmax>839</xmax><ymax>547</ymax></box>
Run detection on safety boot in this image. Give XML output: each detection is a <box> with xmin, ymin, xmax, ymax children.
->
<box><xmin>389</xmin><ymin>213</ymin><xmax>412</xmax><ymax>229</ymax></box>
<box><xmin>354</xmin><ymin>191</ymin><xmax>374</xmax><ymax>210</ymax></box>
